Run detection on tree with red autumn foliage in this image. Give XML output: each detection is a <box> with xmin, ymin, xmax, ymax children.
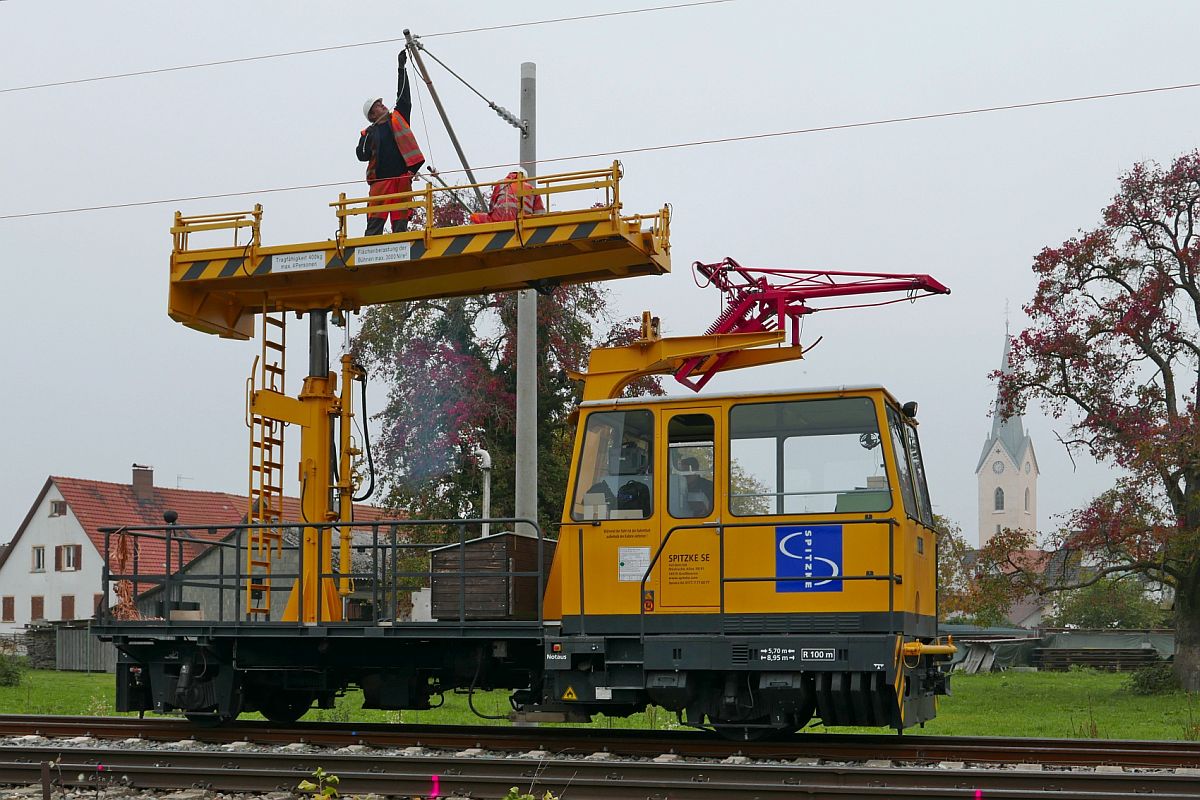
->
<box><xmin>933</xmin><ymin>515</ymin><xmax>1028</xmax><ymax>626</ymax></box>
<box><xmin>993</xmin><ymin>150</ymin><xmax>1200</xmax><ymax>690</ymax></box>
<box><xmin>351</xmin><ymin>189</ymin><xmax>660</xmax><ymax>532</ymax></box>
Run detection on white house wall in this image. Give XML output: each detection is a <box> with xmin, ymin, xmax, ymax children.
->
<box><xmin>0</xmin><ymin>483</ymin><xmax>111</xmax><ymax>633</ymax></box>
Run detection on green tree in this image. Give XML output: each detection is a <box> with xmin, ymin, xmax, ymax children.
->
<box><xmin>932</xmin><ymin>515</ymin><xmax>975</xmax><ymax>622</ymax></box>
<box><xmin>1044</xmin><ymin>576</ymin><xmax>1169</xmax><ymax>629</ymax></box>
<box><xmin>934</xmin><ymin>517</ymin><xmax>1042</xmax><ymax>627</ymax></box>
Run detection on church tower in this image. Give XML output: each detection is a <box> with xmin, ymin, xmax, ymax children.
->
<box><xmin>976</xmin><ymin>335</ymin><xmax>1039</xmax><ymax>546</ymax></box>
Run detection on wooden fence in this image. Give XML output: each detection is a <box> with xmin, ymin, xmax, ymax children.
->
<box><xmin>55</xmin><ymin>625</ymin><xmax>116</xmax><ymax>673</ymax></box>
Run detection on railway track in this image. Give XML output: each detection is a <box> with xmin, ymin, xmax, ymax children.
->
<box><xmin>1</xmin><ymin>714</ymin><xmax>1199</xmax><ymax>768</ymax></box>
<box><xmin>3</xmin><ymin>741</ymin><xmax>1200</xmax><ymax>799</ymax></box>
<box><xmin>3</xmin><ymin>715</ymin><xmax>1200</xmax><ymax>798</ymax></box>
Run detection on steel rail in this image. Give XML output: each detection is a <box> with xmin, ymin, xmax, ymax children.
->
<box><xmin>2</xmin><ymin>715</ymin><xmax>1200</xmax><ymax>769</ymax></box>
<box><xmin>2</xmin><ymin>744</ymin><xmax>1199</xmax><ymax>800</ymax></box>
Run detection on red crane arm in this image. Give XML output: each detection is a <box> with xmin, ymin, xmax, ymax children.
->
<box><xmin>675</xmin><ymin>257</ymin><xmax>951</xmax><ymax>391</ymax></box>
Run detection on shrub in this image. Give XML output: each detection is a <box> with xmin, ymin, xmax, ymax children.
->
<box><xmin>1125</xmin><ymin>662</ymin><xmax>1177</xmax><ymax>695</ymax></box>
<box><xmin>502</xmin><ymin>790</ymin><xmax>557</xmax><ymax>800</ymax></box>
<box><xmin>0</xmin><ymin>653</ymin><xmax>25</xmax><ymax>687</ymax></box>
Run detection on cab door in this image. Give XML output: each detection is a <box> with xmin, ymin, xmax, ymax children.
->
<box><xmin>659</xmin><ymin>409</ymin><xmax>722</xmax><ymax>609</ymax></box>
<box><xmin>560</xmin><ymin>407</ymin><xmax>659</xmax><ymax>623</ymax></box>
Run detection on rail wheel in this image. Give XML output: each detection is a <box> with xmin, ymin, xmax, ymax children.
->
<box><xmin>258</xmin><ymin>692</ymin><xmax>314</xmax><ymax>723</ymax></box>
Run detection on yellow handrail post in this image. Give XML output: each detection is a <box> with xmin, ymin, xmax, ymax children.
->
<box><xmin>611</xmin><ymin>160</ymin><xmax>622</xmax><ymax>226</ymax></box>
<box><xmin>424</xmin><ymin>184</ymin><xmax>434</xmax><ymax>248</ymax></box>
<box><xmin>251</xmin><ymin>204</ymin><xmax>262</xmax><ymax>249</ymax></box>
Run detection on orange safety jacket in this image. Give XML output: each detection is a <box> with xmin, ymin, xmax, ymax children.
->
<box><xmin>361</xmin><ymin>111</ymin><xmax>424</xmax><ymax>182</ymax></box>
<box><xmin>470</xmin><ymin>172</ymin><xmax>545</xmax><ymax>223</ymax></box>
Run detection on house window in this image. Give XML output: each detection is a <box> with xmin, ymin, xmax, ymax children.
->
<box><xmin>1</xmin><ymin>597</ymin><xmax>13</xmax><ymax>623</ymax></box>
<box><xmin>60</xmin><ymin>595</ymin><xmax>75</xmax><ymax>621</ymax></box>
<box><xmin>1025</xmin><ymin>487</ymin><xmax>1030</xmax><ymax>512</ymax></box>
<box><xmin>55</xmin><ymin>544</ymin><xmax>82</xmax><ymax>572</ymax></box>
<box><xmin>995</xmin><ymin>524</ymin><xmax>1001</xmax><ymax>536</ymax></box>
<box><xmin>30</xmin><ymin>596</ymin><xmax>44</xmax><ymax>621</ymax></box>
<box><xmin>93</xmin><ymin>593</ymin><xmax>106</xmax><ymax>614</ymax></box>
<box><xmin>31</xmin><ymin>546</ymin><xmax>45</xmax><ymax>572</ymax></box>
<box><xmin>49</xmin><ymin>500</ymin><xmax>67</xmax><ymax>517</ymax></box>
<box><xmin>994</xmin><ymin>487</ymin><xmax>1005</xmax><ymax>511</ymax></box>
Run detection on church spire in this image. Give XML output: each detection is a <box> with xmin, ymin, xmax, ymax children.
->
<box><xmin>977</xmin><ymin>333</ymin><xmax>1033</xmax><ymax>473</ymax></box>
<box><xmin>978</xmin><ymin>329</ymin><xmax>1039</xmax><ymax>546</ymax></box>
<box><xmin>990</xmin><ymin>335</ymin><xmax>1026</xmax><ymax>454</ymax></box>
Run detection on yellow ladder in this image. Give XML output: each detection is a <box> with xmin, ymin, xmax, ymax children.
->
<box><xmin>245</xmin><ymin>310</ymin><xmax>287</xmax><ymax>617</ymax></box>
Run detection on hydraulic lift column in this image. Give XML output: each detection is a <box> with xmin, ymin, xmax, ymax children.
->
<box><xmin>278</xmin><ymin>310</ymin><xmax>344</xmax><ymax>623</ymax></box>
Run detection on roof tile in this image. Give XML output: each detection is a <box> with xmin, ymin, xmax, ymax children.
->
<box><xmin>52</xmin><ymin>476</ymin><xmax>390</xmax><ymax>576</ymax></box>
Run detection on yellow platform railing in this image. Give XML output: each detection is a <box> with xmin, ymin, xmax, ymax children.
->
<box><xmin>329</xmin><ymin>161</ymin><xmax>626</xmax><ymax>244</ymax></box>
<box><xmin>170</xmin><ymin>161</ymin><xmax>654</xmax><ymax>256</ymax></box>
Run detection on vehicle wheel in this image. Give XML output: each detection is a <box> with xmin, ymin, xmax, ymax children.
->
<box><xmin>258</xmin><ymin>693</ymin><xmax>313</xmax><ymax>723</ymax></box>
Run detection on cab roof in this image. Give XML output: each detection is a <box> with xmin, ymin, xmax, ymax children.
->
<box><xmin>579</xmin><ymin>384</ymin><xmax>903</xmax><ymax>409</ymax></box>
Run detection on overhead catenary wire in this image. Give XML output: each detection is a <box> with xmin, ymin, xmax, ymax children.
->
<box><xmin>3</xmin><ymin>80</ymin><xmax>1200</xmax><ymax>221</ymax></box>
<box><xmin>0</xmin><ymin>1</ymin><xmax>734</xmax><ymax>95</ymax></box>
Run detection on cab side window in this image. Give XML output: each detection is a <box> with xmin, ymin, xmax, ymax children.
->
<box><xmin>668</xmin><ymin>414</ymin><xmax>714</xmax><ymax>518</ymax></box>
<box><xmin>886</xmin><ymin>406</ymin><xmax>918</xmax><ymax>519</ymax></box>
<box><xmin>904</xmin><ymin>425</ymin><xmax>935</xmax><ymax>525</ymax></box>
<box><xmin>571</xmin><ymin>409</ymin><xmax>654</xmax><ymax>521</ymax></box>
<box><xmin>886</xmin><ymin>406</ymin><xmax>934</xmax><ymax>526</ymax></box>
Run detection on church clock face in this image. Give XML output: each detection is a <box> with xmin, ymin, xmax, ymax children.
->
<box><xmin>992</xmin><ymin>460</ymin><xmax>1005</xmax><ymax>474</ymax></box>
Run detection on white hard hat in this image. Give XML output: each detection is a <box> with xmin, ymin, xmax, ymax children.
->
<box><xmin>363</xmin><ymin>97</ymin><xmax>383</xmax><ymax>120</ymax></box>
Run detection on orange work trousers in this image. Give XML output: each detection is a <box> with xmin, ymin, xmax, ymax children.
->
<box><xmin>367</xmin><ymin>175</ymin><xmax>414</xmax><ymax>222</ymax></box>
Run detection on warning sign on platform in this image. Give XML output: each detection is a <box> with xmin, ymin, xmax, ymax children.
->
<box><xmin>561</xmin><ymin>686</ymin><xmax>578</xmax><ymax>701</ymax></box>
<box><xmin>356</xmin><ymin>241</ymin><xmax>413</xmax><ymax>265</ymax></box>
<box><xmin>273</xmin><ymin>251</ymin><xmax>326</xmax><ymax>273</ymax></box>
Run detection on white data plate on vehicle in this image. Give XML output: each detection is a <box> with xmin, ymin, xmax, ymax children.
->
<box><xmin>356</xmin><ymin>242</ymin><xmax>413</xmax><ymax>265</ymax></box>
<box><xmin>273</xmin><ymin>251</ymin><xmax>326</xmax><ymax>273</ymax></box>
<box><xmin>618</xmin><ymin>546</ymin><xmax>651</xmax><ymax>582</ymax></box>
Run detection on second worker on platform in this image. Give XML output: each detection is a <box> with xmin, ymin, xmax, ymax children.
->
<box><xmin>357</xmin><ymin>50</ymin><xmax>426</xmax><ymax>236</ymax></box>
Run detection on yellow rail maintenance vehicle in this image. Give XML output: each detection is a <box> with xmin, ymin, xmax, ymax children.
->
<box><xmin>94</xmin><ymin>168</ymin><xmax>953</xmax><ymax>738</ymax></box>
<box><xmin>532</xmin><ymin>260</ymin><xmax>954</xmax><ymax>735</ymax></box>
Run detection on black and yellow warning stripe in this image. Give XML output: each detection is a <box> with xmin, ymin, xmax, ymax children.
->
<box><xmin>177</xmin><ymin>220</ymin><xmax>604</xmax><ymax>283</ymax></box>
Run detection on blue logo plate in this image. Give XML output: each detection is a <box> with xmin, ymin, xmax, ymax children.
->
<box><xmin>775</xmin><ymin>525</ymin><xmax>843</xmax><ymax>592</ymax></box>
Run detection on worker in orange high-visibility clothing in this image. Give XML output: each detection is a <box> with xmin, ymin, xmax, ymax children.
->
<box><xmin>357</xmin><ymin>50</ymin><xmax>425</xmax><ymax>236</ymax></box>
<box><xmin>469</xmin><ymin>171</ymin><xmax>545</xmax><ymax>224</ymax></box>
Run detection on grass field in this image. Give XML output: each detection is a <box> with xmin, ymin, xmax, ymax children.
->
<box><xmin>2</xmin><ymin>667</ymin><xmax>1198</xmax><ymax>740</ymax></box>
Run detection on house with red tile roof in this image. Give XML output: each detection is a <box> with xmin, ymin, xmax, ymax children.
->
<box><xmin>0</xmin><ymin>465</ymin><xmax>391</xmax><ymax>631</ymax></box>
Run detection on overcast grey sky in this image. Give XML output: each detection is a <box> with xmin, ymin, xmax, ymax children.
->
<box><xmin>2</xmin><ymin>0</ymin><xmax>1196</xmax><ymax>546</ymax></box>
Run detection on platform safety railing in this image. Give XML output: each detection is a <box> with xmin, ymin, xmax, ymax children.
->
<box><xmin>635</xmin><ymin>518</ymin><xmax>901</xmax><ymax>642</ymax></box>
<box><xmin>98</xmin><ymin>517</ymin><xmax>549</xmax><ymax>628</ymax></box>
<box><xmin>171</xmin><ymin>205</ymin><xmax>262</xmax><ymax>253</ymax></box>
<box><xmin>170</xmin><ymin>161</ymin><xmax>670</xmax><ymax>266</ymax></box>
<box><xmin>329</xmin><ymin>161</ymin><xmax>632</xmax><ymax>245</ymax></box>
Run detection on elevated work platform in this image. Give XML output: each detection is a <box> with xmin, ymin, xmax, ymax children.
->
<box><xmin>169</xmin><ymin>162</ymin><xmax>671</xmax><ymax>339</ymax></box>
